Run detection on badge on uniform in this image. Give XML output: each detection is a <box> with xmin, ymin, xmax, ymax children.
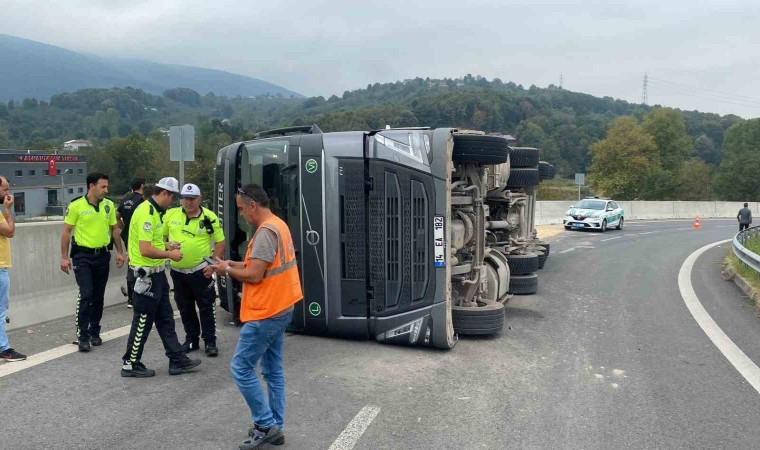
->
<box><xmin>105</xmin><ymin>205</ymin><xmax>111</xmax><ymax>214</ymax></box>
<box><xmin>143</xmin><ymin>222</ymin><xmax>152</xmax><ymax>232</ymax></box>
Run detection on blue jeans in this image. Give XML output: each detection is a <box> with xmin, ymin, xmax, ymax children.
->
<box><xmin>231</xmin><ymin>312</ymin><xmax>292</xmax><ymax>430</ymax></box>
<box><xmin>0</xmin><ymin>269</ymin><xmax>10</xmax><ymax>352</ymax></box>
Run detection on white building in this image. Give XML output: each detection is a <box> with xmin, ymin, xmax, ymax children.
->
<box><xmin>63</xmin><ymin>139</ymin><xmax>93</xmax><ymax>151</ymax></box>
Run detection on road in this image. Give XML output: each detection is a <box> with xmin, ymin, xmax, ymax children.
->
<box><xmin>1</xmin><ymin>219</ymin><xmax>759</xmax><ymax>449</ymax></box>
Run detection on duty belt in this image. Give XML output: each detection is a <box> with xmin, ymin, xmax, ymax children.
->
<box><xmin>129</xmin><ymin>265</ymin><xmax>165</xmax><ymax>276</ymax></box>
<box><xmin>170</xmin><ymin>261</ymin><xmax>209</xmax><ymax>275</ymax></box>
<box><xmin>76</xmin><ymin>246</ymin><xmax>109</xmax><ymax>255</ymax></box>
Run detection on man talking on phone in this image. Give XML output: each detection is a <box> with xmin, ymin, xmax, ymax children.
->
<box><xmin>163</xmin><ymin>183</ymin><xmax>225</xmax><ymax>356</ymax></box>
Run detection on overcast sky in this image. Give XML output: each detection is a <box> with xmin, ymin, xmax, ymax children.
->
<box><xmin>3</xmin><ymin>0</ymin><xmax>759</xmax><ymax>118</ymax></box>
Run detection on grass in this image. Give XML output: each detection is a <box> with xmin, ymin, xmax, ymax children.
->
<box><xmin>537</xmin><ymin>178</ymin><xmax>593</xmax><ymax>201</ymax></box>
<box><xmin>725</xmin><ymin>252</ymin><xmax>760</xmax><ymax>307</ymax></box>
<box><xmin>743</xmin><ymin>234</ymin><xmax>760</xmax><ymax>255</ymax></box>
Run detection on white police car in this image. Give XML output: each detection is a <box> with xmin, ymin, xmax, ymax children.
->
<box><xmin>563</xmin><ymin>198</ymin><xmax>624</xmax><ymax>232</ymax></box>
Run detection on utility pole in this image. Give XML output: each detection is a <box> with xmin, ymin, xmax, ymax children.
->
<box><xmin>559</xmin><ymin>73</ymin><xmax>564</xmax><ymax>89</ymax></box>
<box><xmin>642</xmin><ymin>73</ymin><xmax>648</xmax><ymax>105</ymax></box>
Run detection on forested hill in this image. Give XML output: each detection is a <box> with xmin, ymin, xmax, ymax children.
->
<box><xmin>0</xmin><ymin>74</ymin><xmax>743</xmax><ymax>180</ymax></box>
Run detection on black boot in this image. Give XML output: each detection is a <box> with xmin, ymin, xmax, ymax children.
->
<box><xmin>90</xmin><ymin>335</ymin><xmax>103</xmax><ymax>346</ymax></box>
<box><xmin>121</xmin><ymin>361</ymin><xmax>156</xmax><ymax>378</ymax></box>
<box><xmin>168</xmin><ymin>356</ymin><xmax>202</xmax><ymax>375</ymax></box>
<box><xmin>78</xmin><ymin>339</ymin><xmax>91</xmax><ymax>352</ymax></box>
<box><xmin>205</xmin><ymin>342</ymin><xmax>219</xmax><ymax>357</ymax></box>
<box><xmin>182</xmin><ymin>339</ymin><xmax>200</xmax><ymax>353</ymax></box>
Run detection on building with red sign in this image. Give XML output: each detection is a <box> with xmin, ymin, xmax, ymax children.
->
<box><xmin>0</xmin><ymin>150</ymin><xmax>88</xmax><ymax>219</ymax></box>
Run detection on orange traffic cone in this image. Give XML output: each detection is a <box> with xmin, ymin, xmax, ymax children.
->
<box><xmin>693</xmin><ymin>216</ymin><xmax>701</xmax><ymax>230</ymax></box>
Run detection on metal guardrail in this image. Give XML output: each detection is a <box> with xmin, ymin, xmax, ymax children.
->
<box><xmin>733</xmin><ymin>225</ymin><xmax>760</xmax><ymax>276</ymax></box>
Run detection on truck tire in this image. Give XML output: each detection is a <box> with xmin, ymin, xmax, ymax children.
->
<box><xmin>506</xmin><ymin>168</ymin><xmax>540</xmax><ymax>188</ymax></box>
<box><xmin>539</xmin><ymin>161</ymin><xmax>551</xmax><ymax>180</ymax></box>
<box><xmin>510</xmin><ymin>147</ymin><xmax>540</xmax><ymax>168</ymax></box>
<box><xmin>452</xmin><ymin>303</ymin><xmax>505</xmax><ymax>335</ymax></box>
<box><xmin>506</xmin><ymin>253</ymin><xmax>539</xmax><ymax>275</ymax></box>
<box><xmin>534</xmin><ymin>241</ymin><xmax>550</xmax><ymax>257</ymax></box>
<box><xmin>508</xmin><ymin>273</ymin><xmax>539</xmax><ymax>295</ymax></box>
<box><xmin>452</xmin><ymin>135</ymin><xmax>510</xmax><ymax>164</ymax></box>
<box><xmin>538</xmin><ymin>252</ymin><xmax>547</xmax><ymax>269</ymax></box>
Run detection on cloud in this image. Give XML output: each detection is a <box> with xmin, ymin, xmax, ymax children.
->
<box><xmin>2</xmin><ymin>0</ymin><xmax>759</xmax><ymax>117</ymax></box>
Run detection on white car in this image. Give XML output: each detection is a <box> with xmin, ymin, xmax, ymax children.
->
<box><xmin>563</xmin><ymin>198</ymin><xmax>624</xmax><ymax>232</ymax></box>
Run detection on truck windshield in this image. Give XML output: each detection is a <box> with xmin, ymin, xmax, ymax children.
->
<box><xmin>241</xmin><ymin>140</ymin><xmax>293</xmax><ymax>235</ymax></box>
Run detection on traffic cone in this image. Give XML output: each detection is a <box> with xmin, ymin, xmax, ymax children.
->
<box><xmin>693</xmin><ymin>216</ymin><xmax>701</xmax><ymax>230</ymax></box>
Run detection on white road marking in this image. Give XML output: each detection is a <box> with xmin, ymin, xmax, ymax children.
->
<box><xmin>557</xmin><ymin>247</ymin><xmax>576</xmax><ymax>254</ymax></box>
<box><xmin>638</xmin><ymin>231</ymin><xmax>660</xmax><ymax>235</ymax></box>
<box><xmin>328</xmin><ymin>405</ymin><xmax>381</xmax><ymax>450</ymax></box>
<box><xmin>601</xmin><ymin>236</ymin><xmax>621</xmax><ymax>242</ymax></box>
<box><xmin>0</xmin><ymin>311</ymin><xmax>180</xmax><ymax>378</ymax></box>
<box><xmin>678</xmin><ymin>239</ymin><xmax>760</xmax><ymax>395</ymax></box>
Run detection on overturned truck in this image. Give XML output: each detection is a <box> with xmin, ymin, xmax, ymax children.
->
<box><xmin>215</xmin><ymin>125</ymin><xmax>553</xmax><ymax>349</ymax></box>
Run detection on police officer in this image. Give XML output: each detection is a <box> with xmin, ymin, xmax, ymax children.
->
<box><xmin>117</xmin><ymin>178</ymin><xmax>146</xmax><ymax>308</ymax></box>
<box><xmin>164</xmin><ymin>183</ymin><xmax>225</xmax><ymax>356</ymax></box>
<box><xmin>60</xmin><ymin>172</ymin><xmax>124</xmax><ymax>352</ymax></box>
<box><xmin>121</xmin><ymin>177</ymin><xmax>201</xmax><ymax>378</ymax></box>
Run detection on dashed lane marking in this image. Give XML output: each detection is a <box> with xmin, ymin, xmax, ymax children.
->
<box><xmin>328</xmin><ymin>405</ymin><xmax>381</xmax><ymax>450</ymax></box>
<box><xmin>601</xmin><ymin>236</ymin><xmax>622</xmax><ymax>242</ymax></box>
<box><xmin>678</xmin><ymin>239</ymin><xmax>760</xmax><ymax>395</ymax></box>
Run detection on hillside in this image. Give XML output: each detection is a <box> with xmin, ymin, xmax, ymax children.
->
<box><xmin>0</xmin><ymin>34</ymin><xmax>302</xmax><ymax>100</ymax></box>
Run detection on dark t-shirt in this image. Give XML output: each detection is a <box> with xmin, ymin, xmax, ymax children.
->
<box><xmin>117</xmin><ymin>192</ymin><xmax>145</xmax><ymax>239</ymax></box>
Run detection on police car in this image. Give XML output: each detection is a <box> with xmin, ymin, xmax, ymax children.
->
<box><xmin>563</xmin><ymin>198</ymin><xmax>624</xmax><ymax>232</ymax></box>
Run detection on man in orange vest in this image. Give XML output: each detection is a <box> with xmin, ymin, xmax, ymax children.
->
<box><xmin>212</xmin><ymin>184</ymin><xmax>302</xmax><ymax>450</ymax></box>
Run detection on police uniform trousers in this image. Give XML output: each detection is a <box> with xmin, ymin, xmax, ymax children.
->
<box><xmin>73</xmin><ymin>251</ymin><xmax>110</xmax><ymax>340</ymax></box>
<box><xmin>122</xmin><ymin>232</ymin><xmax>135</xmax><ymax>304</ymax></box>
<box><xmin>170</xmin><ymin>269</ymin><xmax>217</xmax><ymax>345</ymax></box>
<box><xmin>122</xmin><ymin>271</ymin><xmax>184</xmax><ymax>364</ymax></box>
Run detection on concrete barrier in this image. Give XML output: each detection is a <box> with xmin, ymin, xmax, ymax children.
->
<box><xmin>7</xmin><ymin>221</ymin><xmax>127</xmax><ymax>331</ymax></box>
<box><xmin>536</xmin><ymin>200</ymin><xmax>757</xmax><ymax>225</ymax></box>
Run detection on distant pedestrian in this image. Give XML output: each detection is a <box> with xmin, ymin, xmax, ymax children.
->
<box><xmin>738</xmin><ymin>203</ymin><xmax>752</xmax><ymax>232</ymax></box>
<box><xmin>117</xmin><ymin>178</ymin><xmax>146</xmax><ymax>308</ymax></box>
<box><xmin>212</xmin><ymin>184</ymin><xmax>302</xmax><ymax>449</ymax></box>
<box><xmin>61</xmin><ymin>172</ymin><xmax>124</xmax><ymax>352</ymax></box>
<box><xmin>0</xmin><ymin>175</ymin><xmax>26</xmax><ymax>362</ymax></box>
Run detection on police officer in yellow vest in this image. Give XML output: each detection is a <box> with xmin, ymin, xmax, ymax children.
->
<box><xmin>163</xmin><ymin>183</ymin><xmax>225</xmax><ymax>356</ymax></box>
<box><xmin>61</xmin><ymin>172</ymin><xmax>124</xmax><ymax>352</ymax></box>
<box><xmin>120</xmin><ymin>177</ymin><xmax>201</xmax><ymax>378</ymax></box>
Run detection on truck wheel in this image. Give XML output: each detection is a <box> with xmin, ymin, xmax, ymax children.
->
<box><xmin>508</xmin><ymin>273</ymin><xmax>539</xmax><ymax>295</ymax></box>
<box><xmin>539</xmin><ymin>161</ymin><xmax>551</xmax><ymax>180</ymax></box>
<box><xmin>506</xmin><ymin>168</ymin><xmax>540</xmax><ymax>188</ymax></box>
<box><xmin>509</xmin><ymin>147</ymin><xmax>540</xmax><ymax>168</ymax></box>
<box><xmin>538</xmin><ymin>252</ymin><xmax>547</xmax><ymax>269</ymax></box>
<box><xmin>506</xmin><ymin>253</ymin><xmax>539</xmax><ymax>275</ymax></box>
<box><xmin>452</xmin><ymin>303</ymin><xmax>505</xmax><ymax>335</ymax></box>
<box><xmin>452</xmin><ymin>135</ymin><xmax>510</xmax><ymax>164</ymax></box>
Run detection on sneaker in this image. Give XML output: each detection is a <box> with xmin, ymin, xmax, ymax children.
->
<box><xmin>168</xmin><ymin>357</ymin><xmax>201</xmax><ymax>375</ymax></box>
<box><xmin>90</xmin><ymin>336</ymin><xmax>103</xmax><ymax>346</ymax></box>
<box><xmin>205</xmin><ymin>343</ymin><xmax>219</xmax><ymax>357</ymax></box>
<box><xmin>0</xmin><ymin>348</ymin><xmax>27</xmax><ymax>362</ymax></box>
<box><xmin>78</xmin><ymin>340</ymin><xmax>91</xmax><ymax>352</ymax></box>
<box><xmin>182</xmin><ymin>340</ymin><xmax>200</xmax><ymax>353</ymax></box>
<box><xmin>121</xmin><ymin>361</ymin><xmax>156</xmax><ymax>378</ymax></box>
<box><xmin>248</xmin><ymin>426</ymin><xmax>284</xmax><ymax>445</ymax></box>
<box><xmin>126</xmin><ymin>300</ymin><xmax>133</xmax><ymax>309</ymax></box>
<box><xmin>240</xmin><ymin>425</ymin><xmax>284</xmax><ymax>449</ymax></box>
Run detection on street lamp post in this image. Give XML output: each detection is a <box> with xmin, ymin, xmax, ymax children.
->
<box><xmin>60</xmin><ymin>168</ymin><xmax>72</xmax><ymax>206</ymax></box>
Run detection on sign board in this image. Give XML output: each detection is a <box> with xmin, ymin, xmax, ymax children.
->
<box><xmin>574</xmin><ymin>173</ymin><xmax>585</xmax><ymax>186</ymax></box>
<box><xmin>170</xmin><ymin>125</ymin><xmax>195</xmax><ymax>162</ymax></box>
<box><xmin>17</xmin><ymin>155</ymin><xmax>80</xmax><ymax>162</ymax></box>
<box><xmin>433</xmin><ymin>215</ymin><xmax>445</xmax><ymax>267</ymax></box>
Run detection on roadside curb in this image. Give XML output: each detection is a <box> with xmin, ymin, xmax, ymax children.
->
<box><xmin>723</xmin><ymin>256</ymin><xmax>760</xmax><ymax>307</ymax></box>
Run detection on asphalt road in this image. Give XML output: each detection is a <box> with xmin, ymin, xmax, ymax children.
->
<box><xmin>1</xmin><ymin>219</ymin><xmax>759</xmax><ymax>449</ymax></box>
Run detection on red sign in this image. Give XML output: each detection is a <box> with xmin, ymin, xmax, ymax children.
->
<box><xmin>48</xmin><ymin>158</ymin><xmax>57</xmax><ymax>176</ymax></box>
<box><xmin>16</xmin><ymin>155</ymin><xmax>80</xmax><ymax>162</ymax></box>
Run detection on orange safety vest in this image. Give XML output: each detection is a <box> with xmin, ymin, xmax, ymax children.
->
<box><xmin>241</xmin><ymin>216</ymin><xmax>303</xmax><ymax>322</ymax></box>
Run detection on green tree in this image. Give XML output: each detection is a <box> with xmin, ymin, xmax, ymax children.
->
<box><xmin>588</xmin><ymin>116</ymin><xmax>659</xmax><ymax>199</ymax></box>
<box><xmin>642</xmin><ymin>108</ymin><xmax>693</xmax><ymax>172</ymax></box>
<box><xmin>0</xmin><ymin>102</ymin><xmax>8</xmax><ymax>118</ymax></box>
<box><xmin>675</xmin><ymin>159</ymin><xmax>713</xmax><ymax>200</ymax></box>
<box><xmin>693</xmin><ymin>134</ymin><xmax>720</xmax><ymax>165</ymax></box>
<box><xmin>714</xmin><ymin>119</ymin><xmax>760</xmax><ymax>201</ymax></box>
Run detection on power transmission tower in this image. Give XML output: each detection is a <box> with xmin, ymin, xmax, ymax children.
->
<box><xmin>642</xmin><ymin>73</ymin><xmax>648</xmax><ymax>105</ymax></box>
<box><xmin>560</xmin><ymin>73</ymin><xmax>563</xmax><ymax>89</ymax></box>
